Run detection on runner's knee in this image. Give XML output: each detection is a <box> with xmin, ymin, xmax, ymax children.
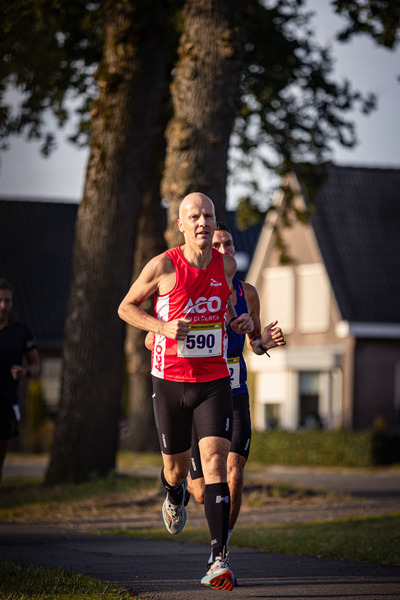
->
<box><xmin>227</xmin><ymin>454</ymin><xmax>245</xmax><ymax>492</ymax></box>
<box><xmin>193</xmin><ymin>480</ymin><xmax>205</xmax><ymax>504</ymax></box>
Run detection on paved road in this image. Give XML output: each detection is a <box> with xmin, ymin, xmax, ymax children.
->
<box><xmin>2</xmin><ymin>531</ymin><xmax>400</xmax><ymax>600</ymax></box>
<box><xmin>245</xmin><ymin>464</ymin><xmax>400</xmax><ymax>498</ymax></box>
<box><xmin>2</xmin><ymin>455</ymin><xmax>49</xmax><ymax>480</ymax></box>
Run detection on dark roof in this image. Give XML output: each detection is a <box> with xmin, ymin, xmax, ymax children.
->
<box><xmin>0</xmin><ymin>199</ymin><xmax>78</xmax><ymax>345</ymax></box>
<box><xmin>0</xmin><ymin>198</ymin><xmax>261</xmax><ymax>345</ymax></box>
<box><xmin>298</xmin><ymin>165</ymin><xmax>400</xmax><ymax>324</ymax></box>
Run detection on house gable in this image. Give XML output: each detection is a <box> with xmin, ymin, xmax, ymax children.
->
<box><xmin>245</xmin><ymin>165</ymin><xmax>400</xmax><ymax>432</ymax></box>
<box><xmin>247</xmin><ymin>183</ymin><xmax>342</xmax><ymax>346</ymax></box>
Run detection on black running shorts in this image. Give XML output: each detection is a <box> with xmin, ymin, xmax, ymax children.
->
<box><xmin>152</xmin><ymin>376</ymin><xmax>233</xmax><ymax>456</ymax></box>
<box><xmin>190</xmin><ymin>391</ymin><xmax>251</xmax><ymax>480</ymax></box>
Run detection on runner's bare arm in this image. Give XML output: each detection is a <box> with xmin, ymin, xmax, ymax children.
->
<box><xmin>11</xmin><ymin>348</ymin><xmax>40</xmax><ymax>380</ymax></box>
<box><xmin>243</xmin><ymin>283</ymin><xmax>261</xmax><ymax>348</ymax></box>
<box><xmin>243</xmin><ymin>282</ymin><xmax>286</xmax><ymax>354</ymax></box>
<box><xmin>223</xmin><ymin>254</ymin><xmax>254</xmax><ymax>334</ymax></box>
<box><xmin>118</xmin><ymin>254</ymin><xmax>191</xmax><ymax>340</ymax></box>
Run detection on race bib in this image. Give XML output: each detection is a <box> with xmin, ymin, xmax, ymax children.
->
<box><xmin>228</xmin><ymin>357</ymin><xmax>240</xmax><ymax>389</ymax></box>
<box><xmin>177</xmin><ymin>323</ymin><xmax>222</xmax><ymax>358</ymax></box>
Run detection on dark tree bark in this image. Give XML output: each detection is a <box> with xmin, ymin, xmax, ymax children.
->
<box><xmin>46</xmin><ymin>0</ymin><xmax>168</xmax><ymax>484</ymax></box>
<box><xmin>124</xmin><ymin>120</ymin><xmax>168</xmax><ymax>452</ymax></box>
<box><xmin>161</xmin><ymin>0</ymin><xmax>249</xmax><ymax>248</ymax></box>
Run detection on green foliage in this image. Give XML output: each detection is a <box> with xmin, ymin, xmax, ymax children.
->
<box><xmin>0</xmin><ymin>0</ymin><xmax>104</xmax><ymax>152</ymax></box>
<box><xmin>1</xmin><ymin>0</ymin><xmax>377</xmax><ymax>168</ymax></box>
<box><xmin>248</xmin><ymin>429</ymin><xmax>400</xmax><ymax>467</ymax></box>
<box><xmin>232</xmin><ymin>0</ymin><xmax>376</xmax><ymax>203</ymax></box>
<box><xmin>0</xmin><ymin>0</ymin><xmax>393</xmax><ymax>265</ymax></box>
<box><xmin>333</xmin><ymin>0</ymin><xmax>400</xmax><ymax>49</ymax></box>
<box><xmin>0</xmin><ymin>0</ymin><xmax>186</xmax><ymax>155</ymax></box>
<box><xmin>235</xmin><ymin>196</ymin><xmax>266</xmax><ymax>230</ymax></box>
<box><xmin>228</xmin><ymin>0</ymin><xmax>377</xmax><ymax>262</ymax></box>
<box><xmin>293</xmin><ymin>162</ymin><xmax>329</xmax><ymax>203</ymax></box>
<box><xmin>0</xmin><ymin>559</ymin><xmax>135</xmax><ymax>599</ymax></box>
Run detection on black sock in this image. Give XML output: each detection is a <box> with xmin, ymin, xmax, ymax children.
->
<box><xmin>160</xmin><ymin>468</ymin><xmax>184</xmax><ymax>506</ymax></box>
<box><xmin>204</xmin><ymin>482</ymin><xmax>230</xmax><ymax>561</ymax></box>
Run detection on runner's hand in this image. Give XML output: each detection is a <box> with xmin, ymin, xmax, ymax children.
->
<box><xmin>161</xmin><ymin>318</ymin><xmax>191</xmax><ymax>340</ymax></box>
<box><xmin>231</xmin><ymin>313</ymin><xmax>254</xmax><ymax>335</ymax></box>
<box><xmin>144</xmin><ymin>332</ymin><xmax>155</xmax><ymax>350</ymax></box>
<box><xmin>10</xmin><ymin>365</ymin><xmax>25</xmax><ymax>380</ymax></box>
<box><xmin>261</xmin><ymin>321</ymin><xmax>286</xmax><ymax>349</ymax></box>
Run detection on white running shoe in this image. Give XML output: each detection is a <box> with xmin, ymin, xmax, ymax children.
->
<box><xmin>206</xmin><ymin>556</ymin><xmax>238</xmax><ymax>588</ymax></box>
<box><xmin>201</xmin><ymin>551</ymin><xmax>234</xmax><ymax>591</ymax></box>
<box><xmin>162</xmin><ymin>479</ymin><xmax>187</xmax><ymax>535</ymax></box>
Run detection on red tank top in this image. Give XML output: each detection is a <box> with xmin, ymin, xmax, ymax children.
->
<box><xmin>151</xmin><ymin>246</ymin><xmax>231</xmax><ymax>382</ymax></box>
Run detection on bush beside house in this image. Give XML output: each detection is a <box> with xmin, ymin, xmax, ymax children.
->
<box><xmin>249</xmin><ymin>429</ymin><xmax>400</xmax><ymax>467</ymax></box>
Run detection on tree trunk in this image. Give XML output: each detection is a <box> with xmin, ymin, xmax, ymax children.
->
<box><xmin>46</xmin><ymin>0</ymin><xmax>168</xmax><ymax>484</ymax></box>
<box><xmin>124</xmin><ymin>120</ymin><xmax>167</xmax><ymax>452</ymax></box>
<box><xmin>161</xmin><ymin>0</ymin><xmax>248</xmax><ymax>248</ymax></box>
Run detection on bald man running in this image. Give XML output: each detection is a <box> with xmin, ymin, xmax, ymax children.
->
<box><xmin>118</xmin><ymin>192</ymin><xmax>253</xmax><ymax>591</ymax></box>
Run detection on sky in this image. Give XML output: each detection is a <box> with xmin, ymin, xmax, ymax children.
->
<box><xmin>0</xmin><ymin>0</ymin><xmax>399</xmax><ymax>208</ymax></box>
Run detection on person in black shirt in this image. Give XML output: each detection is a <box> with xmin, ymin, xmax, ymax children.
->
<box><xmin>0</xmin><ymin>279</ymin><xmax>39</xmax><ymax>482</ymax></box>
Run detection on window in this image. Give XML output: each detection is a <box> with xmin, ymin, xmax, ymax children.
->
<box><xmin>262</xmin><ymin>267</ymin><xmax>295</xmax><ymax>333</ymax></box>
<box><xmin>264</xmin><ymin>403</ymin><xmax>280</xmax><ymax>430</ymax></box>
<box><xmin>299</xmin><ymin>371</ymin><xmax>321</xmax><ymax>428</ymax></box>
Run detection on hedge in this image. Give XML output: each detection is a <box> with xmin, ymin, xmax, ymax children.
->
<box><xmin>248</xmin><ymin>429</ymin><xmax>400</xmax><ymax>467</ymax></box>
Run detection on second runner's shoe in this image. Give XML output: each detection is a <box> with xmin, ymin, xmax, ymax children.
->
<box><xmin>201</xmin><ymin>551</ymin><xmax>234</xmax><ymax>591</ymax></box>
<box><xmin>162</xmin><ymin>479</ymin><xmax>187</xmax><ymax>535</ymax></box>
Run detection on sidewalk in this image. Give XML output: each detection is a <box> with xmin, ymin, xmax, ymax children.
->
<box><xmin>2</xmin><ymin>530</ymin><xmax>400</xmax><ymax>599</ymax></box>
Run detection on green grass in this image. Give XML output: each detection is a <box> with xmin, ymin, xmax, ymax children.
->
<box><xmin>117</xmin><ymin>451</ymin><xmax>163</xmax><ymax>470</ymax></box>
<box><xmin>106</xmin><ymin>513</ymin><xmax>400</xmax><ymax>566</ymax></box>
<box><xmin>0</xmin><ymin>471</ymin><xmax>153</xmax><ymax>518</ymax></box>
<box><xmin>0</xmin><ymin>560</ymin><xmax>138</xmax><ymax>599</ymax></box>
<box><xmin>233</xmin><ymin>514</ymin><xmax>400</xmax><ymax>565</ymax></box>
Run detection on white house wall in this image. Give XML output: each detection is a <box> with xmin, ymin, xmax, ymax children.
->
<box><xmin>248</xmin><ymin>345</ymin><xmax>344</xmax><ymax>431</ymax></box>
<box><xmin>297</xmin><ymin>263</ymin><xmax>331</xmax><ymax>333</ymax></box>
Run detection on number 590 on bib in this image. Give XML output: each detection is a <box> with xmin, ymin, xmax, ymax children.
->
<box><xmin>177</xmin><ymin>323</ymin><xmax>223</xmax><ymax>358</ymax></box>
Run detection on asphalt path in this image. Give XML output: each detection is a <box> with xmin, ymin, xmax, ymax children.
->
<box><xmin>245</xmin><ymin>464</ymin><xmax>400</xmax><ymax>499</ymax></box>
<box><xmin>2</xmin><ymin>531</ymin><xmax>400</xmax><ymax>600</ymax></box>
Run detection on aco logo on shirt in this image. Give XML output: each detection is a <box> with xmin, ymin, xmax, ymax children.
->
<box><xmin>183</xmin><ymin>296</ymin><xmax>222</xmax><ymax>315</ymax></box>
